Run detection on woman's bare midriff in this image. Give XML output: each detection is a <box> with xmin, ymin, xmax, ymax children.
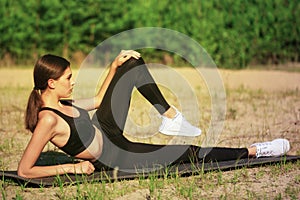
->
<box><xmin>74</xmin><ymin>125</ymin><xmax>103</xmax><ymax>162</ymax></box>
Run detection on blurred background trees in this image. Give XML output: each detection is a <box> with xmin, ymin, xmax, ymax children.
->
<box><xmin>0</xmin><ymin>0</ymin><xmax>299</xmax><ymax>68</ymax></box>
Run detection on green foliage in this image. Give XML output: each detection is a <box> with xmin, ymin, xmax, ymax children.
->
<box><xmin>0</xmin><ymin>0</ymin><xmax>299</xmax><ymax>68</ymax></box>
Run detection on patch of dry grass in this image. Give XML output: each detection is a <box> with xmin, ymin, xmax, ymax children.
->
<box><xmin>1</xmin><ymin>67</ymin><xmax>300</xmax><ymax>199</ymax></box>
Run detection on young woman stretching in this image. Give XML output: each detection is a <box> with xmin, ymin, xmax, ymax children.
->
<box><xmin>18</xmin><ymin>51</ymin><xmax>290</xmax><ymax>178</ymax></box>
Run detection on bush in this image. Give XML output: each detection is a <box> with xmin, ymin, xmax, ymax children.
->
<box><xmin>0</xmin><ymin>0</ymin><xmax>299</xmax><ymax>68</ymax></box>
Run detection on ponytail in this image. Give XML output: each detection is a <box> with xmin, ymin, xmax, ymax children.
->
<box><xmin>25</xmin><ymin>54</ymin><xmax>70</xmax><ymax>132</ymax></box>
<box><xmin>25</xmin><ymin>89</ymin><xmax>43</xmax><ymax>132</ymax></box>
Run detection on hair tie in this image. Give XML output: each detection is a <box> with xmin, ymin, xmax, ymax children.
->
<box><xmin>33</xmin><ymin>86</ymin><xmax>42</xmax><ymax>95</ymax></box>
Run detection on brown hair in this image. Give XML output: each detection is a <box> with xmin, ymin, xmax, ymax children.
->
<box><xmin>25</xmin><ymin>54</ymin><xmax>70</xmax><ymax>132</ymax></box>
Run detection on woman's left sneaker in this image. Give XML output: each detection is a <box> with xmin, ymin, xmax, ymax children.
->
<box><xmin>250</xmin><ymin>138</ymin><xmax>290</xmax><ymax>158</ymax></box>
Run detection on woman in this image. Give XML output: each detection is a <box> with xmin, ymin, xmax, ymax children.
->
<box><xmin>18</xmin><ymin>51</ymin><xmax>290</xmax><ymax>178</ymax></box>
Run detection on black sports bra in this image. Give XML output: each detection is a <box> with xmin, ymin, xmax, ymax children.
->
<box><xmin>40</xmin><ymin>101</ymin><xmax>96</xmax><ymax>156</ymax></box>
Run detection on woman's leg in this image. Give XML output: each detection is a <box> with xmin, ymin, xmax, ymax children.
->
<box><xmin>92</xmin><ymin>57</ymin><xmax>175</xmax><ymax>169</ymax></box>
<box><xmin>92</xmin><ymin>136</ymin><xmax>250</xmax><ymax>170</ymax></box>
<box><xmin>92</xmin><ymin>57</ymin><xmax>187</xmax><ymax>168</ymax></box>
<box><xmin>93</xmin><ymin>57</ymin><xmax>170</xmax><ymax>146</ymax></box>
<box><xmin>91</xmin><ymin>57</ymin><xmax>250</xmax><ymax>170</ymax></box>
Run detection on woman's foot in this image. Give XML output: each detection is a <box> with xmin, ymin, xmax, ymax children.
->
<box><xmin>250</xmin><ymin>138</ymin><xmax>290</xmax><ymax>158</ymax></box>
<box><xmin>159</xmin><ymin>106</ymin><xmax>201</xmax><ymax>137</ymax></box>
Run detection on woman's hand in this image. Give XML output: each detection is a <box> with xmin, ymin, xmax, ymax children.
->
<box><xmin>111</xmin><ymin>50</ymin><xmax>141</xmax><ymax>70</ymax></box>
<box><xmin>74</xmin><ymin>161</ymin><xmax>95</xmax><ymax>175</ymax></box>
<box><xmin>73</xmin><ymin>50</ymin><xmax>141</xmax><ymax>111</ymax></box>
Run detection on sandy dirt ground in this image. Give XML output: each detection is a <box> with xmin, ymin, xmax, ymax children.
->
<box><xmin>0</xmin><ymin>67</ymin><xmax>299</xmax><ymax>199</ymax></box>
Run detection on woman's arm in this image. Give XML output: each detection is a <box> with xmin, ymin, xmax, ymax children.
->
<box><xmin>17</xmin><ymin>113</ymin><xmax>95</xmax><ymax>178</ymax></box>
<box><xmin>73</xmin><ymin>50</ymin><xmax>140</xmax><ymax>110</ymax></box>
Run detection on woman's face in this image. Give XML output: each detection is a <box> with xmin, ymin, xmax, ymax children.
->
<box><xmin>54</xmin><ymin>67</ymin><xmax>75</xmax><ymax>98</ymax></box>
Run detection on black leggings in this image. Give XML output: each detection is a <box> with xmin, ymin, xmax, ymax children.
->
<box><xmin>92</xmin><ymin>57</ymin><xmax>248</xmax><ymax>171</ymax></box>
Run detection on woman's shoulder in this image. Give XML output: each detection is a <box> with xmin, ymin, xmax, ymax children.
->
<box><xmin>38</xmin><ymin>109</ymin><xmax>58</xmax><ymax>126</ymax></box>
<box><xmin>32</xmin><ymin>110</ymin><xmax>60</xmax><ymax>137</ymax></box>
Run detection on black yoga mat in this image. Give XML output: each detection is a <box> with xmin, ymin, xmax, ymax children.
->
<box><xmin>1</xmin><ymin>155</ymin><xmax>299</xmax><ymax>187</ymax></box>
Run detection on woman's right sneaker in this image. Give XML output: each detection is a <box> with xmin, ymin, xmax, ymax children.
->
<box><xmin>250</xmin><ymin>138</ymin><xmax>290</xmax><ymax>158</ymax></box>
<box><xmin>159</xmin><ymin>108</ymin><xmax>201</xmax><ymax>137</ymax></box>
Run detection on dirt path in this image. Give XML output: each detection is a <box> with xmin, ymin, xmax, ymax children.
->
<box><xmin>221</xmin><ymin>69</ymin><xmax>300</xmax><ymax>91</ymax></box>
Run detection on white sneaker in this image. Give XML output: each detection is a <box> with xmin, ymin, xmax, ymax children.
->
<box><xmin>250</xmin><ymin>138</ymin><xmax>290</xmax><ymax>158</ymax></box>
<box><xmin>159</xmin><ymin>108</ymin><xmax>201</xmax><ymax>137</ymax></box>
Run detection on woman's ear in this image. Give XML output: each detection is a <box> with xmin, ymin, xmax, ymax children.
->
<box><xmin>48</xmin><ymin>79</ymin><xmax>56</xmax><ymax>89</ymax></box>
